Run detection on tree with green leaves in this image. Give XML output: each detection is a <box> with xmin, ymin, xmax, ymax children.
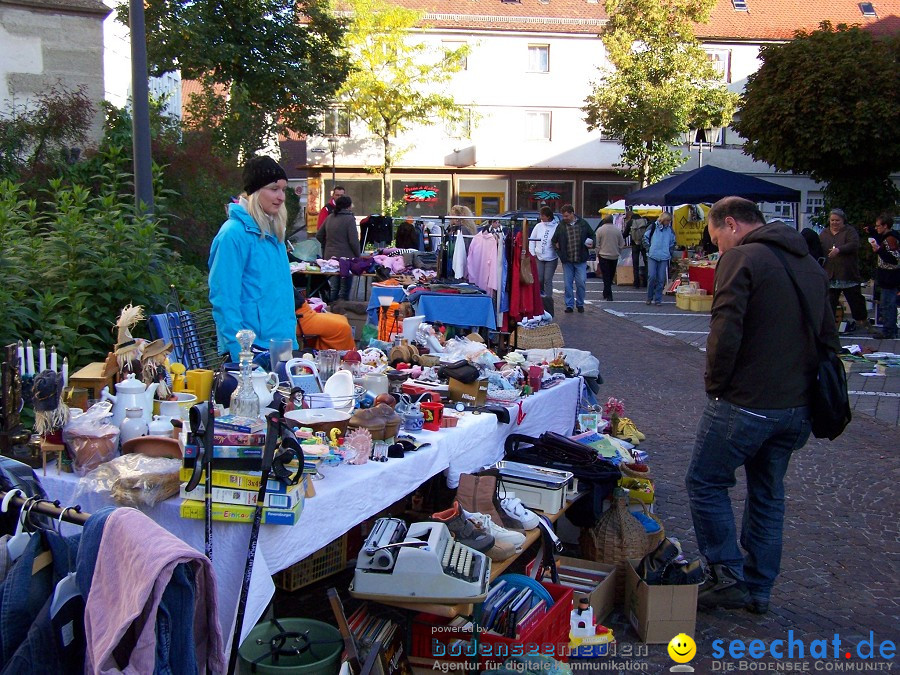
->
<box><xmin>583</xmin><ymin>0</ymin><xmax>738</xmax><ymax>186</ymax></box>
<box><xmin>736</xmin><ymin>22</ymin><xmax>900</xmax><ymax>227</ymax></box>
<box><xmin>336</xmin><ymin>0</ymin><xmax>470</xmax><ymax>212</ymax></box>
<box><xmin>123</xmin><ymin>0</ymin><xmax>351</xmax><ymax>159</ymax></box>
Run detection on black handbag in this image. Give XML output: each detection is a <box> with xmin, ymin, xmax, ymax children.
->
<box><xmin>438</xmin><ymin>360</ymin><xmax>480</xmax><ymax>384</ymax></box>
<box><xmin>768</xmin><ymin>246</ymin><xmax>851</xmax><ymax>440</ymax></box>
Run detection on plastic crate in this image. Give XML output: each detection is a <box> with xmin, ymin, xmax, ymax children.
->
<box><xmin>410</xmin><ymin>582</ymin><xmax>573</xmax><ymax>666</ymax></box>
<box><xmin>274</xmin><ymin>536</ymin><xmax>347</xmax><ymax>592</ymax></box>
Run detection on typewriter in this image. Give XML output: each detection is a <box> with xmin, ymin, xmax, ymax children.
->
<box><xmin>350</xmin><ymin>517</ymin><xmax>491</xmax><ymax>603</ymax></box>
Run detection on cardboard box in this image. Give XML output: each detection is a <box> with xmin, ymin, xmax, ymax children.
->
<box><xmin>625</xmin><ymin>559</ymin><xmax>697</xmax><ymax>643</ymax></box>
<box><xmin>552</xmin><ymin>557</ymin><xmax>617</xmax><ymax>623</ymax></box>
<box><xmin>615</xmin><ymin>266</ymin><xmax>634</xmax><ymax>286</ymax></box>
<box><xmin>448</xmin><ymin>377</ymin><xmax>488</xmax><ymax>406</ymax></box>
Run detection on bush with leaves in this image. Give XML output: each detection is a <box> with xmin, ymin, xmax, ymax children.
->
<box><xmin>0</xmin><ymin>176</ymin><xmax>208</xmax><ymax>370</ymax></box>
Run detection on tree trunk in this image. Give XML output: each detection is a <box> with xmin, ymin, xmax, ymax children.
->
<box><xmin>381</xmin><ymin>136</ymin><xmax>392</xmax><ymax>215</ymax></box>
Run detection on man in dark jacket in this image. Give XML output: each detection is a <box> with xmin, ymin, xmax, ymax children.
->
<box><xmin>551</xmin><ymin>204</ymin><xmax>594</xmax><ymax>313</ymax></box>
<box><xmin>868</xmin><ymin>214</ymin><xmax>900</xmax><ymax>339</ymax></box>
<box><xmin>685</xmin><ymin>198</ymin><xmax>839</xmax><ymax>615</ymax></box>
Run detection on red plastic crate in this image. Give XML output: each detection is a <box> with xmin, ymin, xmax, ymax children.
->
<box><xmin>411</xmin><ymin>582</ymin><xmax>574</xmax><ymax>666</ymax></box>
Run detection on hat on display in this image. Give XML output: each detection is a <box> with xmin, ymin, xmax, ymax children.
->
<box><xmin>142</xmin><ymin>339</ymin><xmax>173</xmax><ymax>360</ymax></box>
<box><xmin>243</xmin><ymin>156</ymin><xmax>288</xmax><ymax>196</ymax></box>
<box><xmin>113</xmin><ymin>304</ymin><xmax>146</xmax><ymax>357</ymax></box>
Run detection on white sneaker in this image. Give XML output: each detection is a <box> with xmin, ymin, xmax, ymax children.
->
<box><xmin>465</xmin><ymin>511</ymin><xmax>527</xmax><ymax>552</ymax></box>
<box><xmin>499</xmin><ymin>497</ymin><xmax>540</xmax><ymax>530</ymax></box>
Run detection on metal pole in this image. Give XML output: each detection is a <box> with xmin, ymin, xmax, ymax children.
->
<box><xmin>129</xmin><ymin>0</ymin><xmax>154</xmax><ymax>215</ymax></box>
<box><xmin>698</xmin><ymin>143</ymin><xmax>703</xmax><ymax>168</ymax></box>
<box><xmin>331</xmin><ymin>148</ymin><xmax>337</xmax><ymax>187</ymax></box>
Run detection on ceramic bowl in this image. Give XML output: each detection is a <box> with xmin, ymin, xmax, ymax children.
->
<box><xmin>284</xmin><ymin>408</ymin><xmax>351</xmax><ymax>435</ymax></box>
<box><xmin>153</xmin><ymin>392</ymin><xmax>197</xmax><ymax>419</ymax></box>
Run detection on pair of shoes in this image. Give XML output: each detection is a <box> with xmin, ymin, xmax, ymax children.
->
<box><xmin>745</xmin><ymin>597</ymin><xmax>770</xmax><ymax>614</ymax></box>
<box><xmin>464</xmin><ymin>510</ymin><xmax>526</xmax><ymax>553</ymax></box>
<box><xmin>577</xmin><ymin>306</ymin><xmax>585</xmax><ymax>313</ymax></box>
<box><xmin>844</xmin><ymin>320</ymin><xmax>858</xmax><ymax>333</ymax></box>
<box><xmin>654</xmin><ymin>300</ymin><xmax>662</xmax><ymax>306</ymax></box>
<box><xmin>637</xmin><ymin>537</ymin><xmax>682</xmax><ymax>584</ymax></box>
<box><xmin>698</xmin><ymin>564</ymin><xmax>751</xmax><ymax>610</ymax></box>
<box><xmin>498</xmin><ymin>496</ymin><xmax>540</xmax><ymax>530</ymax></box>
<box><xmin>564</xmin><ymin>307</ymin><xmax>574</xmax><ymax>313</ymax></box>
<box><xmin>431</xmin><ymin>501</ymin><xmax>494</xmax><ymax>552</ymax></box>
<box><xmin>613</xmin><ymin>417</ymin><xmax>646</xmax><ymax>445</ymax></box>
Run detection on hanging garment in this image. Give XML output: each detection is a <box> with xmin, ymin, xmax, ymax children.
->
<box><xmin>467</xmin><ymin>232</ymin><xmax>500</xmax><ymax>292</ymax></box>
<box><xmin>452</xmin><ymin>231</ymin><xmax>467</xmax><ymax>279</ymax></box>
<box><xmin>81</xmin><ymin>508</ymin><xmax>225</xmax><ymax>675</ymax></box>
<box><xmin>508</xmin><ymin>231</ymin><xmax>543</xmax><ymax>324</ymax></box>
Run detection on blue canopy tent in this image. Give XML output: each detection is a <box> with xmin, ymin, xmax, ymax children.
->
<box><xmin>623</xmin><ymin>165</ymin><xmax>801</xmax><ymax>207</ymax></box>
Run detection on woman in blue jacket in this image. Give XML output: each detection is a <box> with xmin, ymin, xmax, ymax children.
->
<box><xmin>643</xmin><ymin>212</ymin><xmax>677</xmax><ymax>305</ymax></box>
<box><xmin>208</xmin><ymin>156</ymin><xmax>298</xmax><ymax>360</ymax></box>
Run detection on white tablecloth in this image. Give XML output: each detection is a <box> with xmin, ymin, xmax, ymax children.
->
<box><xmin>40</xmin><ymin>377</ymin><xmax>580</xmax><ymax>652</ymax></box>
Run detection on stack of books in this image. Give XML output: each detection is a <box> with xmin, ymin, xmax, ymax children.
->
<box><xmin>481</xmin><ymin>579</ymin><xmax>548</xmax><ymax>638</ymax></box>
<box><xmin>178</xmin><ymin>414</ymin><xmax>306</xmax><ymax>526</ymax></box>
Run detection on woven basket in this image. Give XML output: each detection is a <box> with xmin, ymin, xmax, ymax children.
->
<box><xmin>516</xmin><ymin>323</ymin><xmax>565</xmax><ymax>350</ymax></box>
<box><xmin>580</xmin><ymin>494</ymin><xmax>651</xmax><ymax>604</ymax></box>
<box><xmin>620</xmin><ymin>463</ymin><xmax>653</xmax><ymax>481</ymax></box>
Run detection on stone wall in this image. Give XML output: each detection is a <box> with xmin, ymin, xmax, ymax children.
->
<box><xmin>0</xmin><ymin>0</ymin><xmax>110</xmax><ymax>146</ymax></box>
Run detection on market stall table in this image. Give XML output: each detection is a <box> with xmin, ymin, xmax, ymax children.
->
<box><xmin>414</xmin><ymin>293</ymin><xmax>497</xmax><ymax>330</ymax></box>
<box><xmin>39</xmin><ymin>376</ymin><xmax>581</xmax><ymax>654</ymax></box>
<box><xmin>688</xmin><ymin>263</ymin><xmax>716</xmax><ymax>295</ymax></box>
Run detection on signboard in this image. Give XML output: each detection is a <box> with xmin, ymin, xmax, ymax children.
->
<box><xmin>306</xmin><ymin>176</ymin><xmax>321</xmax><ymax>233</ymax></box>
<box><xmin>673</xmin><ymin>203</ymin><xmax>709</xmax><ymax>248</ymax></box>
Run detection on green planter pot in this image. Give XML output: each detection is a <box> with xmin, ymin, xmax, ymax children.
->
<box><xmin>239</xmin><ymin>618</ymin><xmax>343</xmax><ymax>674</ymax></box>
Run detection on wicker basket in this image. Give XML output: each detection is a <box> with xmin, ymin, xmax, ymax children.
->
<box><xmin>515</xmin><ymin>323</ymin><xmax>565</xmax><ymax>350</ymax></box>
<box><xmin>579</xmin><ymin>493</ymin><xmax>652</xmax><ymax>603</ymax></box>
<box><xmin>274</xmin><ymin>535</ymin><xmax>348</xmax><ymax>592</ymax></box>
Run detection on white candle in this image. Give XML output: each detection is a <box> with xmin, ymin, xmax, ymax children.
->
<box><xmin>62</xmin><ymin>358</ymin><xmax>69</xmax><ymax>388</ymax></box>
<box><xmin>25</xmin><ymin>340</ymin><xmax>34</xmax><ymax>376</ymax></box>
<box><xmin>17</xmin><ymin>340</ymin><xmax>24</xmax><ymax>375</ymax></box>
<box><xmin>50</xmin><ymin>346</ymin><xmax>57</xmax><ymax>372</ymax></box>
<box><xmin>38</xmin><ymin>341</ymin><xmax>46</xmax><ymax>373</ymax></box>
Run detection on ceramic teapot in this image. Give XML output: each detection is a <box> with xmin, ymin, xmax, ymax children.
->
<box><xmin>101</xmin><ymin>374</ymin><xmax>159</xmax><ymax>427</ymax></box>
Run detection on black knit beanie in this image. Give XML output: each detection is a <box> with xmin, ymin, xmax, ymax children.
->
<box><xmin>242</xmin><ymin>156</ymin><xmax>287</xmax><ymax>196</ymax></box>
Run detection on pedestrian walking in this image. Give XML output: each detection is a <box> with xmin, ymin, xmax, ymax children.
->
<box><xmin>623</xmin><ymin>206</ymin><xmax>650</xmax><ymax>287</ymax></box>
<box><xmin>643</xmin><ymin>213</ymin><xmax>676</xmax><ymax>305</ymax></box>
<box><xmin>529</xmin><ymin>206</ymin><xmax>560</xmax><ymax>312</ymax></box>
<box><xmin>594</xmin><ymin>215</ymin><xmax>626</xmax><ymax>301</ymax></box>
<box><xmin>551</xmin><ymin>204</ymin><xmax>594</xmax><ymax>313</ymax></box>
<box><xmin>819</xmin><ymin>208</ymin><xmax>870</xmax><ymax>333</ymax></box>
<box><xmin>685</xmin><ymin>197</ymin><xmax>839</xmax><ymax>615</ymax></box>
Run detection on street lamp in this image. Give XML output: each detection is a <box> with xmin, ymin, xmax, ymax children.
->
<box><xmin>684</xmin><ymin>126</ymin><xmax>718</xmax><ymax>168</ymax></box>
<box><xmin>327</xmin><ymin>136</ymin><xmax>340</xmax><ymax>189</ymax></box>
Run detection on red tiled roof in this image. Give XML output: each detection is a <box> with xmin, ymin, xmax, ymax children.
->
<box><xmin>380</xmin><ymin>0</ymin><xmax>899</xmax><ymax>40</ymax></box>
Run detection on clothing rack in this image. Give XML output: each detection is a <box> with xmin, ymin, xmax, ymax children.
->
<box><xmin>0</xmin><ymin>489</ymin><xmax>90</xmax><ymax>526</ymax></box>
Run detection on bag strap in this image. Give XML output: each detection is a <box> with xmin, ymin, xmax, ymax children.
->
<box><xmin>764</xmin><ymin>244</ymin><xmax>831</xmax><ymax>355</ymax></box>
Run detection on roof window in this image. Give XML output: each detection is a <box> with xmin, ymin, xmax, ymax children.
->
<box><xmin>732</xmin><ymin>0</ymin><xmax>748</xmax><ymax>9</ymax></box>
<box><xmin>859</xmin><ymin>2</ymin><xmax>877</xmax><ymax>16</ymax></box>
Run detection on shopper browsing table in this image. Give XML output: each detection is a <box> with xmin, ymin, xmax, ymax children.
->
<box><xmin>208</xmin><ymin>156</ymin><xmax>298</xmax><ymax>361</ymax></box>
<box><xmin>686</xmin><ymin>198</ymin><xmax>838</xmax><ymax>615</ymax></box>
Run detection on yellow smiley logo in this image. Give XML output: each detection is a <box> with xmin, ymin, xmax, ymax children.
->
<box><xmin>667</xmin><ymin>633</ymin><xmax>697</xmax><ymax>663</ymax></box>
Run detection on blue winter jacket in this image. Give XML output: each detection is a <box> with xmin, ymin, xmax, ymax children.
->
<box><xmin>643</xmin><ymin>223</ymin><xmax>677</xmax><ymax>262</ymax></box>
<box><xmin>208</xmin><ymin>203</ymin><xmax>298</xmax><ymax>360</ymax></box>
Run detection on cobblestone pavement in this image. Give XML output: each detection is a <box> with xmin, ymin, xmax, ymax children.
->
<box><xmin>551</xmin><ymin>274</ymin><xmax>899</xmax><ymax>672</ymax></box>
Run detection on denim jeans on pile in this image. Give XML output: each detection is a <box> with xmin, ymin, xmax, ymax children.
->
<box><xmin>646</xmin><ymin>258</ymin><xmax>669</xmax><ymax>303</ymax></box>
<box><xmin>562</xmin><ymin>262</ymin><xmax>587</xmax><ymax>309</ymax></box>
<box><xmin>686</xmin><ymin>397</ymin><xmax>811</xmax><ymax>603</ymax></box>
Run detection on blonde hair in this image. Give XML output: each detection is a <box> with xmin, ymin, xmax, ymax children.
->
<box><xmin>449</xmin><ymin>204</ymin><xmax>476</xmax><ymax>235</ymax></box>
<box><xmin>659</xmin><ymin>213</ymin><xmax>672</xmax><ymax>224</ymax></box>
<box><xmin>245</xmin><ymin>190</ymin><xmax>287</xmax><ymax>242</ymax></box>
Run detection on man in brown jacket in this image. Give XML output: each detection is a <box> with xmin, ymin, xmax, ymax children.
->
<box><xmin>686</xmin><ymin>197</ymin><xmax>839</xmax><ymax>615</ymax></box>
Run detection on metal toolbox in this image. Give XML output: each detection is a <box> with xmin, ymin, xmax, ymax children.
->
<box><xmin>494</xmin><ymin>461</ymin><xmax>574</xmax><ymax>515</ymax></box>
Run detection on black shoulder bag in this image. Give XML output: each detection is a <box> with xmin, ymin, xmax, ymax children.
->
<box><xmin>768</xmin><ymin>245</ymin><xmax>851</xmax><ymax>440</ymax></box>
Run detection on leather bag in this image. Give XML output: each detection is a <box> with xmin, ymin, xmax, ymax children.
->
<box><xmin>438</xmin><ymin>360</ymin><xmax>480</xmax><ymax>384</ymax></box>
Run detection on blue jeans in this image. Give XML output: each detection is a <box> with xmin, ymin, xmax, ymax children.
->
<box><xmin>562</xmin><ymin>262</ymin><xmax>587</xmax><ymax>309</ymax></box>
<box><xmin>879</xmin><ymin>286</ymin><xmax>898</xmax><ymax>338</ymax></box>
<box><xmin>686</xmin><ymin>397</ymin><xmax>811</xmax><ymax>602</ymax></box>
<box><xmin>646</xmin><ymin>258</ymin><xmax>668</xmax><ymax>303</ymax></box>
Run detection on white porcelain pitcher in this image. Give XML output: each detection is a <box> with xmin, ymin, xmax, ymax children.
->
<box><xmin>250</xmin><ymin>369</ymin><xmax>280</xmax><ymax>410</ymax></box>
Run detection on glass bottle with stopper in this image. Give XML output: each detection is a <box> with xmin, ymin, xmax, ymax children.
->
<box><xmin>230</xmin><ymin>329</ymin><xmax>260</xmax><ymax>418</ymax></box>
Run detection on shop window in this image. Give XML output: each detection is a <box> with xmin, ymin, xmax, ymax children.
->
<box><xmin>806</xmin><ymin>193</ymin><xmax>824</xmax><ymax>215</ymax></box>
<box><xmin>583</xmin><ymin>182</ymin><xmax>636</xmax><ymax>218</ymax></box>
<box><xmin>515</xmin><ymin>180</ymin><xmax>573</xmax><ymax>211</ymax></box>
<box><xmin>321</xmin><ymin>107</ymin><xmax>350</xmax><ymax>137</ymax></box>
<box><xmin>525</xmin><ymin>111</ymin><xmax>551</xmax><ymax>141</ymax></box>
<box><xmin>391</xmin><ymin>179</ymin><xmax>451</xmax><ymax>217</ymax></box>
<box><xmin>528</xmin><ymin>45</ymin><xmax>549</xmax><ymax>73</ymax></box>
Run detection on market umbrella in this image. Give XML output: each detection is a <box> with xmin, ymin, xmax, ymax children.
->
<box><xmin>599</xmin><ymin>199</ymin><xmax>662</xmax><ymax>218</ymax></box>
<box><xmin>623</xmin><ymin>165</ymin><xmax>801</xmax><ymax>206</ymax></box>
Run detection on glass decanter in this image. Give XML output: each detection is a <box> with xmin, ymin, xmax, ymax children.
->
<box><xmin>230</xmin><ymin>329</ymin><xmax>260</xmax><ymax>418</ymax></box>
